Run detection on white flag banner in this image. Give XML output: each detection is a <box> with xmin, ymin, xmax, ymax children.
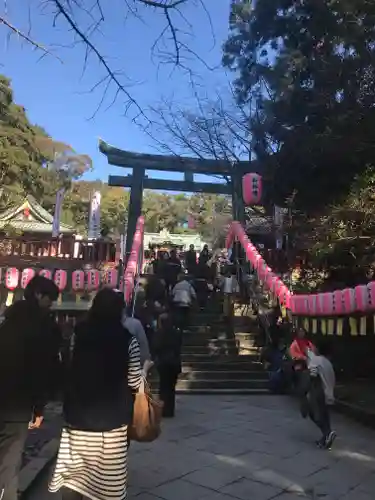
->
<box><xmin>88</xmin><ymin>191</ymin><xmax>101</xmax><ymax>239</ymax></box>
<box><xmin>52</xmin><ymin>188</ymin><xmax>65</xmax><ymax>237</ymax></box>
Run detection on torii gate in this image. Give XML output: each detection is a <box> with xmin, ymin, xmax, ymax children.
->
<box><xmin>99</xmin><ymin>140</ymin><xmax>261</xmax><ymax>259</ymax></box>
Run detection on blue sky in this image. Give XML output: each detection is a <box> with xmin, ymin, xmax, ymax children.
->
<box><xmin>1</xmin><ymin>0</ymin><xmax>233</xmax><ymax>184</ymax></box>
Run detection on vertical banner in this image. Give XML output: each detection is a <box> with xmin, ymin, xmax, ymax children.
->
<box><xmin>52</xmin><ymin>188</ymin><xmax>65</xmax><ymax>237</ymax></box>
<box><xmin>88</xmin><ymin>191</ymin><xmax>101</xmax><ymax>239</ymax></box>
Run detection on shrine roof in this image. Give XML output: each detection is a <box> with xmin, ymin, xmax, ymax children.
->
<box><xmin>0</xmin><ymin>196</ymin><xmax>75</xmax><ymax>234</ymax></box>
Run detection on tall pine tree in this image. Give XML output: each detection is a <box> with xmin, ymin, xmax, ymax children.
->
<box><xmin>223</xmin><ymin>0</ymin><xmax>375</xmax><ymax>211</ymax></box>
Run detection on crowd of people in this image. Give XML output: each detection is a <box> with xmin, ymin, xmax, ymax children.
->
<box><xmin>0</xmin><ymin>244</ymin><xmax>338</xmax><ymax>500</ymax></box>
<box><xmin>0</xmin><ymin>245</ymin><xmax>237</xmax><ymax>500</ymax></box>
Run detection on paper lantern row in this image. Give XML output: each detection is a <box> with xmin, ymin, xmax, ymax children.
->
<box><xmin>124</xmin><ymin>216</ymin><xmax>145</xmax><ymax>304</ymax></box>
<box><xmin>226</xmin><ymin>221</ymin><xmax>291</xmax><ymax>308</ymax></box>
<box><xmin>226</xmin><ymin>221</ymin><xmax>375</xmax><ymax>316</ymax></box>
<box><xmin>291</xmin><ymin>285</ymin><xmax>375</xmax><ymax>316</ymax></box>
<box><xmin>2</xmin><ymin>267</ymin><xmax>120</xmax><ymax>292</ymax></box>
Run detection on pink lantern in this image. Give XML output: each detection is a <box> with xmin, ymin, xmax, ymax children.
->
<box><xmin>314</xmin><ymin>294</ymin><xmax>324</xmax><ymax>316</ymax></box>
<box><xmin>5</xmin><ymin>267</ymin><xmax>19</xmax><ymax>290</ymax></box>
<box><xmin>254</xmin><ymin>254</ymin><xmax>263</xmax><ymax>270</ymax></box>
<box><xmin>342</xmin><ymin>288</ymin><xmax>355</xmax><ymax>314</ymax></box>
<box><xmin>54</xmin><ymin>270</ymin><xmax>67</xmax><ymax>292</ymax></box>
<box><xmin>308</xmin><ymin>294</ymin><xmax>317</xmax><ymax>316</ymax></box>
<box><xmin>72</xmin><ymin>270</ymin><xmax>85</xmax><ymax>292</ymax></box>
<box><xmin>242</xmin><ymin>173</ymin><xmax>262</xmax><ymax>205</ymax></box>
<box><xmin>321</xmin><ymin>293</ymin><xmax>334</xmax><ymax>316</ymax></box>
<box><xmin>86</xmin><ymin>269</ymin><xmax>100</xmax><ymax>291</ymax></box>
<box><xmin>273</xmin><ymin>278</ymin><xmax>283</xmax><ymax>297</ymax></box>
<box><xmin>291</xmin><ymin>295</ymin><xmax>308</xmax><ymax>315</ymax></box>
<box><xmin>39</xmin><ymin>269</ymin><xmax>52</xmax><ymax>280</ymax></box>
<box><xmin>354</xmin><ymin>285</ymin><xmax>370</xmax><ymax>312</ymax></box>
<box><xmin>367</xmin><ymin>282</ymin><xmax>375</xmax><ymax>310</ymax></box>
<box><xmin>104</xmin><ymin>269</ymin><xmax>118</xmax><ymax>289</ymax></box>
<box><xmin>20</xmin><ymin>268</ymin><xmax>35</xmax><ymax>289</ymax></box>
<box><xmin>332</xmin><ymin>290</ymin><xmax>344</xmax><ymax>315</ymax></box>
<box><xmin>258</xmin><ymin>262</ymin><xmax>270</xmax><ymax>282</ymax></box>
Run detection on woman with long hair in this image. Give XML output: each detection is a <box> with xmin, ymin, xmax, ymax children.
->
<box><xmin>49</xmin><ymin>288</ymin><xmax>142</xmax><ymax>500</ymax></box>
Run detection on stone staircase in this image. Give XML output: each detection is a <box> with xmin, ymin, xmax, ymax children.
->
<box><xmin>174</xmin><ymin>300</ymin><xmax>269</xmax><ymax>394</ymax></box>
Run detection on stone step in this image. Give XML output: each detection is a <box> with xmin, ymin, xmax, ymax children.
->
<box><xmin>182</xmin><ymin>345</ymin><xmax>241</xmax><ymax>356</ymax></box>
<box><xmin>174</xmin><ymin>379</ymin><xmax>269</xmax><ymax>390</ymax></box>
<box><xmin>184</xmin><ymin>331</ymin><xmax>258</xmax><ymax>341</ymax></box>
<box><xmin>181</xmin><ymin>352</ymin><xmax>259</xmax><ymax>362</ymax></box>
<box><xmin>181</xmin><ymin>360</ymin><xmax>263</xmax><ymax>371</ymax></box>
<box><xmin>175</xmin><ymin>388</ymin><xmax>270</xmax><ymax>395</ymax></box>
<box><xmin>183</xmin><ymin>336</ymin><xmax>238</xmax><ymax>346</ymax></box>
<box><xmin>151</xmin><ymin>370</ymin><xmax>267</xmax><ymax>381</ymax></box>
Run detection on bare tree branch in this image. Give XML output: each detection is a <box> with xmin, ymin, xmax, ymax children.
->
<box><xmin>144</xmin><ymin>85</ymin><xmax>250</xmax><ymax>183</ymax></box>
<box><xmin>0</xmin><ymin>15</ymin><xmax>62</xmax><ymax>61</ymax></box>
<box><xmin>2</xmin><ymin>0</ymin><xmax>215</xmax><ymax>119</ymax></box>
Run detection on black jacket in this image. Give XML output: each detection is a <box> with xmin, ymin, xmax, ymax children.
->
<box><xmin>0</xmin><ymin>299</ymin><xmax>62</xmax><ymax>421</ymax></box>
<box><xmin>153</xmin><ymin>326</ymin><xmax>182</xmax><ymax>372</ymax></box>
<box><xmin>185</xmin><ymin>250</ymin><xmax>197</xmax><ymax>271</ymax></box>
<box><xmin>63</xmin><ymin>320</ymin><xmax>134</xmax><ymax>432</ymax></box>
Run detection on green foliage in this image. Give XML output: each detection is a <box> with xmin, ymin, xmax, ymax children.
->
<box><xmin>223</xmin><ymin>0</ymin><xmax>375</xmax><ymax>211</ymax></box>
<box><xmin>0</xmin><ymin>74</ymin><xmax>92</xmax><ymax>211</ymax></box>
<box><xmin>60</xmin><ymin>185</ymin><xmax>232</xmax><ymax>243</ymax></box>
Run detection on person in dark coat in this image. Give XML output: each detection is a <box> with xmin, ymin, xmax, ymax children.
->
<box><xmin>199</xmin><ymin>244</ymin><xmax>211</xmax><ymax>266</ymax></box>
<box><xmin>153</xmin><ymin>313</ymin><xmax>182</xmax><ymax>418</ymax></box>
<box><xmin>166</xmin><ymin>249</ymin><xmax>182</xmax><ymax>293</ymax></box>
<box><xmin>0</xmin><ymin>276</ymin><xmax>61</xmax><ymax>500</ymax></box>
<box><xmin>185</xmin><ymin>244</ymin><xmax>197</xmax><ymax>276</ymax></box>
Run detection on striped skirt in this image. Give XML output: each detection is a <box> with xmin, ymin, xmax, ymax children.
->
<box><xmin>49</xmin><ymin>425</ymin><xmax>128</xmax><ymax>500</ymax></box>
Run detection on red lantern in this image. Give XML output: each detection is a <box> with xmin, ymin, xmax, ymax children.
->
<box><xmin>72</xmin><ymin>270</ymin><xmax>85</xmax><ymax>292</ymax></box>
<box><xmin>103</xmin><ymin>269</ymin><xmax>118</xmax><ymax>289</ymax></box>
<box><xmin>86</xmin><ymin>269</ymin><xmax>100</xmax><ymax>291</ymax></box>
<box><xmin>242</xmin><ymin>173</ymin><xmax>262</xmax><ymax>205</ymax></box>
<box><xmin>5</xmin><ymin>267</ymin><xmax>19</xmax><ymax>290</ymax></box>
<box><xmin>21</xmin><ymin>268</ymin><xmax>35</xmax><ymax>289</ymax></box>
<box><xmin>39</xmin><ymin>269</ymin><xmax>52</xmax><ymax>280</ymax></box>
<box><xmin>54</xmin><ymin>270</ymin><xmax>67</xmax><ymax>292</ymax></box>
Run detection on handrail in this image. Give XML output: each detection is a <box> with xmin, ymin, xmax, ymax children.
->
<box><xmin>226</xmin><ymin>220</ymin><xmax>375</xmax><ymax>318</ymax></box>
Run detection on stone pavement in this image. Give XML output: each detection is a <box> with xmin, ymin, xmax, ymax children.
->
<box><xmin>25</xmin><ymin>395</ymin><xmax>375</xmax><ymax>500</ymax></box>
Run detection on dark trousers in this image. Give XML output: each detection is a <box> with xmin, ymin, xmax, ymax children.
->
<box><xmin>0</xmin><ymin>421</ymin><xmax>28</xmax><ymax>500</ymax></box>
<box><xmin>308</xmin><ymin>381</ymin><xmax>331</xmax><ymax>438</ymax></box>
<box><xmin>62</xmin><ymin>488</ymin><xmax>84</xmax><ymax>500</ymax></box>
<box><xmin>158</xmin><ymin>365</ymin><xmax>179</xmax><ymax>417</ymax></box>
<box><xmin>172</xmin><ymin>306</ymin><xmax>190</xmax><ymax>333</ymax></box>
